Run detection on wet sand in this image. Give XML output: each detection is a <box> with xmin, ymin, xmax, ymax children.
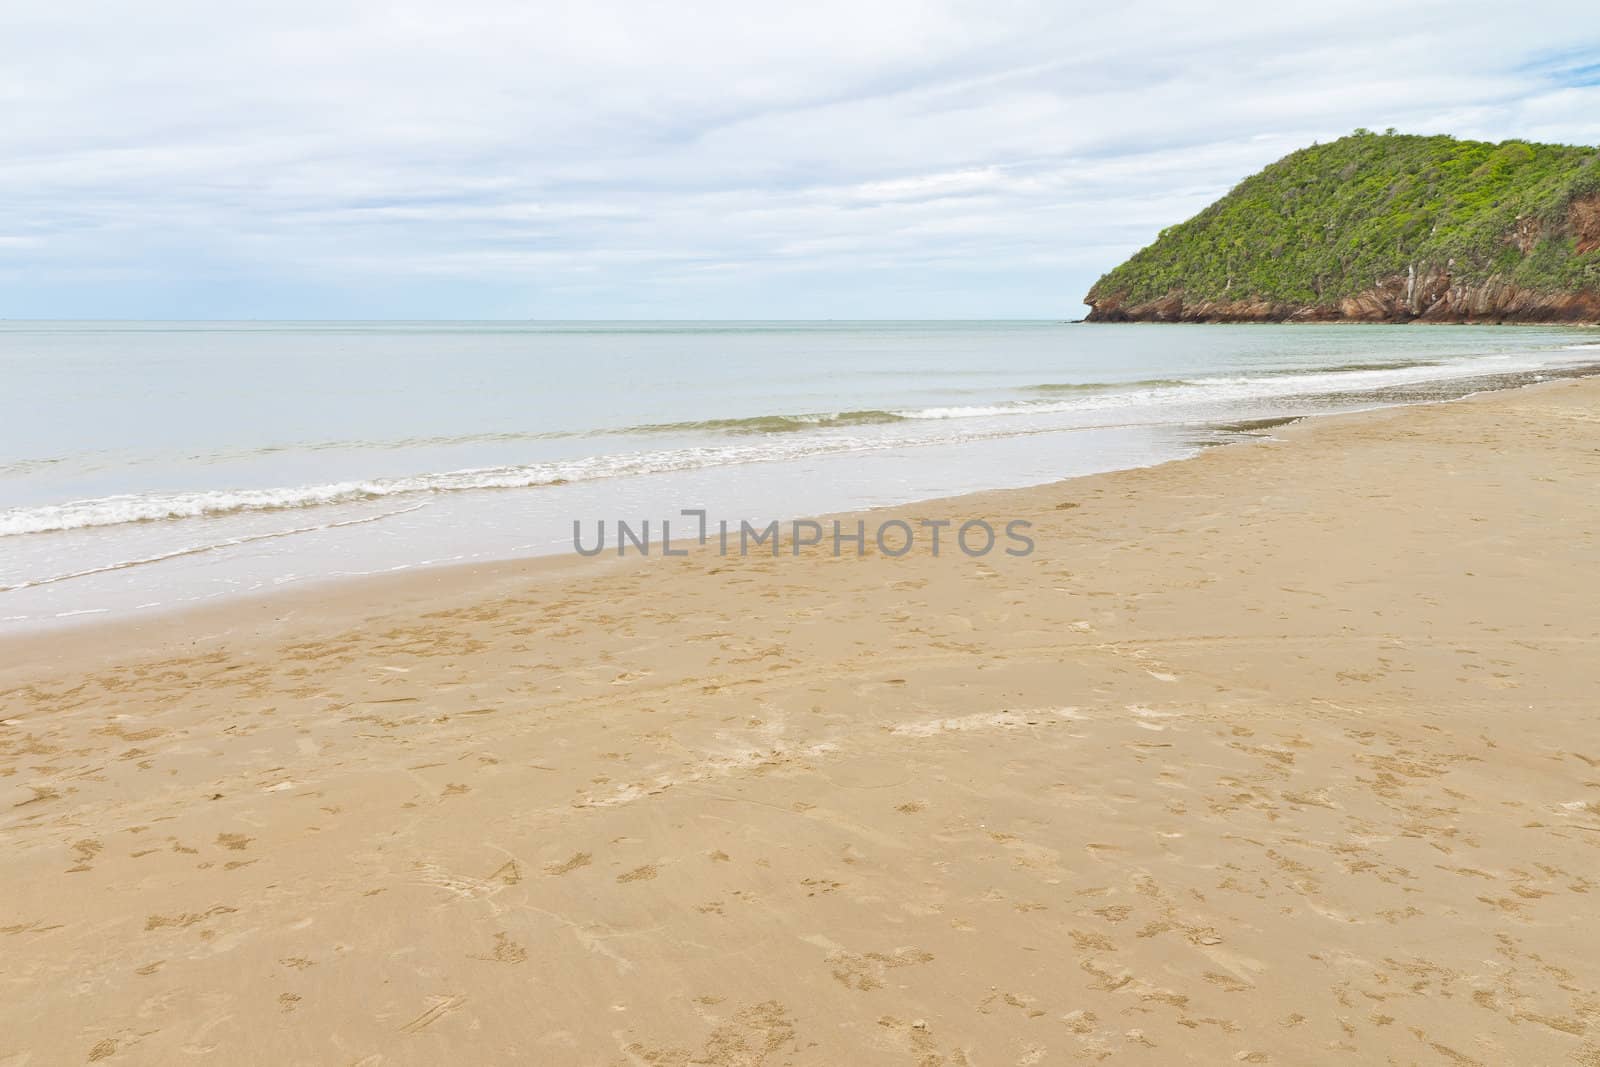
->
<box><xmin>3</xmin><ymin>378</ymin><xmax>1599</xmax><ymax>1065</ymax></box>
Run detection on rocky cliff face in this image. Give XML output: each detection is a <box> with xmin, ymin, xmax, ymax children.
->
<box><xmin>1086</xmin><ymin>271</ymin><xmax>1600</xmax><ymax>324</ymax></box>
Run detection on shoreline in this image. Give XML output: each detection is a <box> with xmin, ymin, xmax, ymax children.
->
<box><xmin>0</xmin><ymin>399</ymin><xmax>1469</xmax><ymax>664</ymax></box>
<box><xmin>5</xmin><ymin>377</ymin><xmax>1600</xmax><ymax>1063</ymax></box>
<box><xmin>0</xmin><ymin>370</ymin><xmax>1584</xmax><ymax>663</ymax></box>
<box><xmin>7</xmin><ymin>323</ymin><xmax>1599</xmax><ymax>635</ymax></box>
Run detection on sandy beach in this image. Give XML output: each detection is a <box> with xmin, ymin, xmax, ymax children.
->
<box><xmin>4</xmin><ymin>377</ymin><xmax>1600</xmax><ymax>1066</ymax></box>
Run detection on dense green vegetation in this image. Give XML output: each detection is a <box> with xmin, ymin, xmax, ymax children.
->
<box><xmin>1087</xmin><ymin>131</ymin><xmax>1600</xmax><ymax>308</ymax></box>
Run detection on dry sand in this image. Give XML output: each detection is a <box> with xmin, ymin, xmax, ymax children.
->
<box><xmin>3</xmin><ymin>378</ymin><xmax>1600</xmax><ymax>1066</ymax></box>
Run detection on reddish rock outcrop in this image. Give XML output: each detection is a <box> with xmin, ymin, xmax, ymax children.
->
<box><xmin>1086</xmin><ymin>275</ymin><xmax>1600</xmax><ymax>324</ymax></box>
<box><xmin>1574</xmin><ymin>193</ymin><xmax>1600</xmax><ymax>256</ymax></box>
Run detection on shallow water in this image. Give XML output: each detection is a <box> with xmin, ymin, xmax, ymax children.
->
<box><xmin>3</xmin><ymin>320</ymin><xmax>1598</xmax><ymax>629</ymax></box>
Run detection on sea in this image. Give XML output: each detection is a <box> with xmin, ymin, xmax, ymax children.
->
<box><xmin>4</xmin><ymin>320</ymin><xmax>1598</xmax><ymax>631</ymax></box>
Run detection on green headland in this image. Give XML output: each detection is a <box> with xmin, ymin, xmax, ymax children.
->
<box><xmin>1086</xmin><ymin>131</ymin><xmax>1600</xmax><ymax>323</ymax></box>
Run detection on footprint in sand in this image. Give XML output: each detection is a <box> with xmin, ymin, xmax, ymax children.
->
<box><xmin>469</xmin><ymin>932</ymin><xmax>528</xmax><ymax>964</ymax></box>
<box><xmin>545</xmin><ymin>852</ymin><xmax>591</xmax><ymax>876</ymax></box>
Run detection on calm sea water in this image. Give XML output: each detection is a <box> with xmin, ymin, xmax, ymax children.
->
<box><xmin>3</xmin><ymin>320</ymin><xmax>1598</xmax><ymax>630</ymax></box>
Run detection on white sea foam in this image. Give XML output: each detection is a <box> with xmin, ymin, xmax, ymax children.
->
<box><xmin>0</xmin><ymin>438</ymin><xmax>892</xmax><ymax>536</ymax></box>
<box><xmin>0</xmin><ymin>505</ymin><xmax>426</xmax><ymax>591</ymax></box>
<box><xmin>4</xmin><ymin>348</ymin><xmax>1596</xmax><ymax>540</ymax></box>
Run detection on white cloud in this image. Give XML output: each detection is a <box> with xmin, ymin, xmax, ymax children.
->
<box><xmin>0</xmin><ymin>1</ymin><xmax>1596</xmax><ymax>316</ymax></box>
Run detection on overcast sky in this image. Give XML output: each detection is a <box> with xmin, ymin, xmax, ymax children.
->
<box><xmin>2</xmin><ymin>2</ymin><xmax>1598</xmax><ymax>319</ymax></box>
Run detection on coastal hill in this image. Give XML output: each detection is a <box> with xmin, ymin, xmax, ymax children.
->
<box><xmin>1085</xmin><ymin>131</ymin><xmax>1600</xmax><ymax>323</ymax></box>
